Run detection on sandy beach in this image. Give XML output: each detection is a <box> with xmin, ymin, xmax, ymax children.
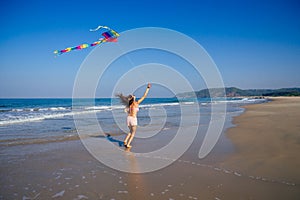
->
<box><xmin>222</xmin><ymin>98</ymin><xmax>300</xmax><ymax>180</ymax></box>
<box><xmin>1</xmin><ymin>98</ymin><xmax>300</xmax><ymax>199</ymax></box>
<box><xmin>221</xmin><ymin>97</ymin><xmax>300</xmax><ymax>198</ymax></box>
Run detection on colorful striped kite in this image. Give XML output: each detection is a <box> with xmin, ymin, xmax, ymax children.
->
<box><xmin>54</xmin><ymin>26</ymin><xmax>119</xmax><ymax>55</ymax></box>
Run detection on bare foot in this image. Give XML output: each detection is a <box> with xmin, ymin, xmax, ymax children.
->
<box><xmin>126</xmin><ymin>144</ymin><xmax>132</xmax><ymax>148</ymax></box>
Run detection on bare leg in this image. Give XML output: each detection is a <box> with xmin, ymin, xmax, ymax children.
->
<box><xmin>124</xmin><ymin>132</ymin><xmax>131</xmax><ymax>146</ymax></box>
<box><xmin>126</xmin><ymin>125</ymin><xmax>137</xmax><ymax>147</ymax></box>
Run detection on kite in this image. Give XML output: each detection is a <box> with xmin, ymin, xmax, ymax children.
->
<box><xmin>53</xmin><ymin>25</ymin><xmax>119</xmax><ymax>55</ymax></box>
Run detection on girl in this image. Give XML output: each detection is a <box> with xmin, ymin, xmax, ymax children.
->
<box><xmin>116</xmin><ymin>83</ymin><xmax>151</xmax><ymax>148</ymax></box>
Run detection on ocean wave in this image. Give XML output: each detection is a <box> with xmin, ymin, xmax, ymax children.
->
<box><xmin>140</xmin><ymin>102</ymin><xmax>181</xmax><ymax>108</ymax></box>
<box><xmin>0</xmin><ymin>98</ymin><xmax>264</xmax><ymax>126</ymax></box>
<box><xmin>9</xmin><ymin>107</ymin><xmax>70</xmax><ymax>112</ymax></box>
<box><xmin>0</xmin><ymin>103</ymin><xmax>179</xmax><ymax>126</ymax></box>
<box><xmin>206</xmin><ymin>98</ymin><xmax>268</xmax><ymax>105</ymax></box>
<box><xmin>84</xmin><ymin>105</ymin><xmax>124</xmax><ymax>111</ymax></box>
<box><xmin>0</xmin><ymin>109</ymin><xmax>12</xmax><ymax>113</ymax></box>
<box><xmin>183</xmin><ymin>102</ymin><xmax>195</xmax><ymax>105</ymax></box>
<box><xmin>0</xmin><ymin>110</ymin><xmax>96</xmax><ymax>126</ymax></box>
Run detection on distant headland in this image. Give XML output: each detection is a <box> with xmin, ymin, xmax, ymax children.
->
<box><xmin>176</xmin><ymin>87</ymin><xmax>300</xmax><ymax>98</ymax></box>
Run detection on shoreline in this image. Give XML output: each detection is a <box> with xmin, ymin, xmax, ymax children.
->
<box><xmin>222</xmin><ymin>97</ymin><xmax>300</xmax><ymax>184</ymax></box>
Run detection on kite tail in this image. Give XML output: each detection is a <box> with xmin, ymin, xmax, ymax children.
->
<box><xmin>90</xmin><ymin>25</ymin><xmax>111</xmax><ymax>32</ymax></box>
<box><xmin>54</xmin><ymin>25</ymin><xmax>119</xmax><ymax>55</ymax></box>
<box><xmin>53</xmin><ymin>38</ymin><xmax>108</xmax><ymax>55</ymax></box>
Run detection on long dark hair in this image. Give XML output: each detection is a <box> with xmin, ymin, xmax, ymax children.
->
<box><xmin>128</xmin><ymin>96</ymin><xmax>134</xmax><ymax>107</ymax></box>
<box><xmin>115</xmin><ymin>93</ymin><xmax>134</xmax><ymax>107</ymax></box>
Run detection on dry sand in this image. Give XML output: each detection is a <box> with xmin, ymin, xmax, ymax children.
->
<box><xmin>222</xmin><ymin>97</ymin><xmax>300</xmax><ymax>184</ymax></box>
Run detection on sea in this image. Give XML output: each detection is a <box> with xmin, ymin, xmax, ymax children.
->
<box><xmin>0</xmin><ymin>97</ymin><xmax>267</xmax><ymax>149</ymax></box>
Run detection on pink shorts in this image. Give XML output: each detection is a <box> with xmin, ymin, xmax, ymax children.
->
<box><xmin>127</xmin><ymin>116</ymin><xmax>137</xmax><ymax>127</ymax></box>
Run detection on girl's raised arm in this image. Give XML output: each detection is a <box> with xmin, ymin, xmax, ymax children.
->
<box><xmin>137</xmin><ymin>83</ymin><xmax>151</xmax><ymax>104</ymax></box>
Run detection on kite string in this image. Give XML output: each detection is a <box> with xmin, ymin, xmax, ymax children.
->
<box><xmin>115</xmin><ymin>42</ymin><xmax>147</xmax><ymax>92</ymax></box>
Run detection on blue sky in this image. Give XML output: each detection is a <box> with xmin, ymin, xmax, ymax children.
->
<box><xmin>0</xmin><ymin>0</ymin><xmax>299</xmax><ymax>98</ymax></box>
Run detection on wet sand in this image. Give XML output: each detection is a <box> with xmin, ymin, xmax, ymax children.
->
<box><xmin>1</xmin><ymin>98</ymin><xmax>300</xmax><ymax>199</ymax></box>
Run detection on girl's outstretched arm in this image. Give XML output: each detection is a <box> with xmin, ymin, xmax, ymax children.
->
<box><xmin>137</xmin><ymin>83</ymin><xmax>151</xmax><ymax>104</ymax></box>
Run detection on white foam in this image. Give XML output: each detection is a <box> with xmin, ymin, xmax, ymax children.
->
<box><xmin>22</xmin><ymin>193</ymin><xmax>40</xmax><ymax>200</ymax></box>
<box><xmin>73</xmin><ymin>195</ymin><xmax>88</xmax><ymax>200</ymax></box>
<box><xmin>201</xmin><ymin>98</ymin><xmax>268</xmax><ymax>105</ymax></box>
<box><xmin>48</xmin><ymin>107</ymin><xmax>68</xmax><ymax>111</ymax></box>
<box><xmin>183</xmin><ymin>102</ymin><xmax>195</xmax><ymax>105</ymax></box>
<box><xmin>85</xmin><ymin>106</ymin><xmax>112</xmax><ymax>110</ymax></box>
<box><xmin>52</xmin><ymin>190</ymin><xmax>65</xmax><ymax>198</ymax></box>
<box><xmin>234</xmin><ymin>172</ymin><xmax>242</xmax><ymax>176</ymax></box>
<box><xmin>0</xmin><ymin>101</ymin><xmax>182</xmax><ymax>126</ymax></box>
<box><xmin>10</xmin><ymin>107</ymin><xmax>70</xmax><ymax>112</ymax></box>
<box><xmin>0</xmin><ymin>108</ymin><xmax>100</xmax><ymax>126</ymax></box>
<box><xmin>139</xmin><ymin>102</ymin><xmax>180</xmax><ymax>109</ymax></box>
<box><xmin>0</xmin><ymin>98</ymin><xmax>266</xmax><ymax>126</ymax></box>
